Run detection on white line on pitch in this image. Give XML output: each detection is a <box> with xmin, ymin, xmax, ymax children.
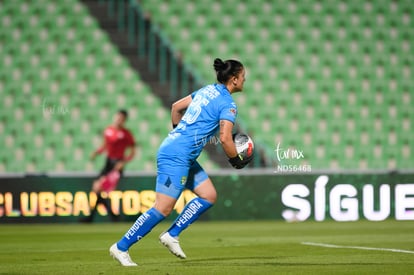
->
<box><xmin>301</xmin><ymin>242</ymin><xmax>414</xmax><ymax>254</ymax></box>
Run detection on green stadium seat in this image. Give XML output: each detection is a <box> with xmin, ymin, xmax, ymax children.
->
<box><xmin>1</xmin><ymin>0</ymin><xmax>412</xmax><ymax>171</ymax></box>
<box><xmin>0</xmin><ymin>0</ymin><xmax>187</xmax><ymax>172</ymax></box>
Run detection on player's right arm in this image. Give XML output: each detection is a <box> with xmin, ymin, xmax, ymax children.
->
<box><xmin>91</xmin><ymin>135</ymin><xmax>107</xmax><ymax>160</ymax></box>
<box><xmin>171</xmin><ymin>95</ymin><xmax>192</xmax><ymax>128</ymax></box>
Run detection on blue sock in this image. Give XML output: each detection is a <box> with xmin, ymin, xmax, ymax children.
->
<box><xmin>117</xmin><ymin>207</ymin><xmax>165</xmax><ymax>251</ymax></box>
<box><xmin>168</xmin><ymin>197</ymin><xmax>213</xmax><ymax>237</ymax></box>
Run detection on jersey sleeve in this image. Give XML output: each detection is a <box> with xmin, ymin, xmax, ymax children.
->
<box><xmin>219</xmin><ymin>101</ymin><xmax>237</xmax><ymax>124</ymax></box>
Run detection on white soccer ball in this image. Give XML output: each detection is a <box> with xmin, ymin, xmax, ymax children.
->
<box><xmin>233</xmin><ymin>133</ymin><xmax>254</xmax><ymax>161</ymax></box>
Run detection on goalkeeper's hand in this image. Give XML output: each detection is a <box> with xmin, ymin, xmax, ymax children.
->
<box><xmin>228</xmin><ymin>155</ymin><xmax>248</xmax><ymax>169</ymax></box>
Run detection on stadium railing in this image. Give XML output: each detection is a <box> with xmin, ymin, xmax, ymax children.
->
<box><xmin>95</xmin><ymin>0</ymin><xmax>273</xmax><ymax>168</ymax></box>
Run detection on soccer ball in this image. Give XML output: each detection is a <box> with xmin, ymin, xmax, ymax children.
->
<box><xmin>233</xmin><ymin>133</ymin><xmax>254</xmax><ymax>161</ymax></box>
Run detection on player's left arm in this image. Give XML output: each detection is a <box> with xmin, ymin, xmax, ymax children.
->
<box><xmin>123</xmin><ymin>132</ymin><xmax>136</xmax><ymax>163</ymax></box>
<box><xmin>171</xmin><ymin>95</ymin><xmax>192</xmax><ymax>128</ymax></box>
<box><xmin>219</xmin><ymin>119</ymin><xmax>238</xmax><ymax>158</ymax></box>
<box><xmin>115</xmin><ymin>144</ymin><xmax>135</xmax><ymax>171</ymax></box>
<box><xmin>219</xmin><ymin>102</ymin><xmax>247</xmax><ymax>169</ymax></box>
<box><xmin>220</xmin><ymin>119</ymin><xmax>247</xmax><ymax>169</ymax></box>
<box><xmin>123</xmin><ymin>145</ymin><xmax>136</xmax><ymax>162</ymax></box>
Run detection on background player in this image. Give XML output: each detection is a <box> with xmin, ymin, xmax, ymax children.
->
<box><xmin>81</xmin><ymin>109</ymin><xmax>136</xmax><ymax>223</ymax></box>
<box><xmin>109</xmin><ymin>58</ymin><xmax>251</xmax><ymax>266</ymax></box>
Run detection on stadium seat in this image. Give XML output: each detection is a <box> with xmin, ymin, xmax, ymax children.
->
<box><xmin>138</xmin><ymin>0</ymin><xmax>413</xmax><ymax>169</ymax></box>
<box><xmin>2</xmin><ymin>0</ymin><xmax>412</xmax><ymax>171</ymax></box>
<box><xmin>0</xmin><ymin>0</ymin><xmax>220</xmax><ymax>173</ymax></box>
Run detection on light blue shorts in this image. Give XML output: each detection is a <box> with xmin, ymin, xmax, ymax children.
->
<box><xmin>155</xmin><ymin>161</ymin><xmax>209</xmax><ymax>199</ymax></box>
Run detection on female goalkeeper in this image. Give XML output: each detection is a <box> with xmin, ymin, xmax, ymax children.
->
<box><xmin>110</xmin><ymin>58</ymin><xmax>250</xmax><ymax>266</ymax></box>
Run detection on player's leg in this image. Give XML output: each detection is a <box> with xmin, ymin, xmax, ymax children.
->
<box><xmin>115</xmin><ymin>173</ymin><xmax>182</xmax><ymax>250</ymax></box>
<box><xmin>102</xmin><ymin>161</ymin><xmax>124</xmax><ymax>221</ymax></box>
<box><xmin>82</xmin><ymin>158</ymin><xmax>114</xmax><ymax>222</ymax></box>
<box><xmin>111</xmin><ymin>171</ymin><xmax>186</xmax><ymax>265</ymax></box>
<box><xmin>92</xmin><ymin>176</ymin><xmax>106</xmax><ymax>210</ymax></box>
<box><xmin>160</xmin><ymin>162</ymin><xmax>214</xmax><ymax>258</ymax></box>
<box><xmin>110</xmin><ymin>201</ymin><xmax>166</xmax><ymax>266</ymax></box>
<box><xmin>96</xmin><ymin>159</ymin><xmax>125</xmax><ymax>220</ymax></box>
<box><xmin>79</xmin><ymin>176</ymin><xmax>106</xmax><ymax>223</ymax></box>
<box><xmin>93</xmin><ymin>176</ymin><xmax>119</xmax><ymax>219</ymax></box>
<box><xmin>165</xmin><ymin>162</ymin><xmax>214</xmax><ymax>238</ymax></box>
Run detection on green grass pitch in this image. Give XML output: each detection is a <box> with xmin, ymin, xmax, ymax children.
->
<box><xmin>1</xmin><ymin>220</ymin><xmax>413</xmax><ymax>274</ymax></box>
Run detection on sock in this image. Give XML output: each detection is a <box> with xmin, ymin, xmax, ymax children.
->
<box><xmin>96</xmin><ymin>194</ymin><xmax>110</xmax><ymax>214</ymax></box>
<box><xmin>86</xmin><ymin>193</ymin><xmax>104</xmax><ymax>220</ymax></box>
<box><xmin>167</xmin><ymin>197</ymin><xmax>213</xmax><ymax>237</ymax></box>
<box><xmin>117</xmin><ymin>207</ymin><xmax>165</xmax><ymax>251</ymax></box>
<box><xmin>95</xmin><ymin>194</ymin><xmax>118</xmax><ymax>219</ymax></box>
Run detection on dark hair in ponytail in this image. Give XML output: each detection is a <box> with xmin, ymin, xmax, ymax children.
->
<box><xmin>213</xmin><ymin>58</ymin><xmax>244</xmax><ymax>84</ymax></box>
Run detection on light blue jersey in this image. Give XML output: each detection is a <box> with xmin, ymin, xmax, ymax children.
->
<box><xmin>157</xmin><ymin>83</ymin><xmax>237</xmax><ymax>173</ymax></box>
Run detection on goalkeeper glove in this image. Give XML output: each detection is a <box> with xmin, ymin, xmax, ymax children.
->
<box><xmin>228</xmin><ymin>155</ymin><xmax>248</xmax><ymax>169</ymax></box>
